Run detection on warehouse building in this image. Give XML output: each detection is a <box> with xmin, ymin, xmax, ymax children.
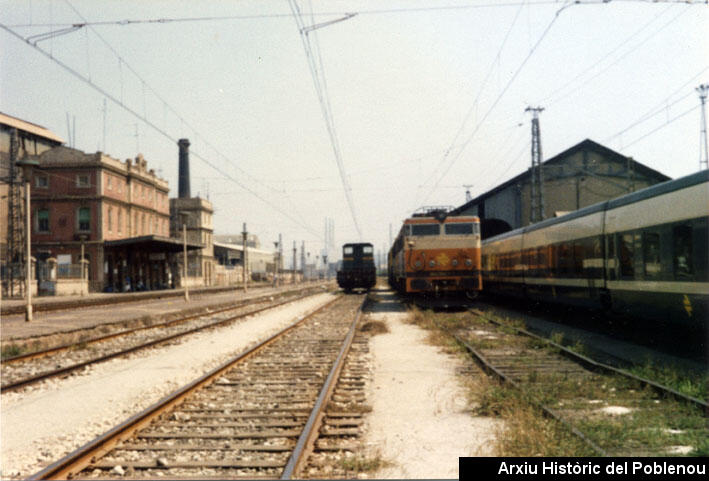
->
<box><xmin>451</xmin><ymin>139</ymin><xmax>670</xmax><ymax>238</ymax></box>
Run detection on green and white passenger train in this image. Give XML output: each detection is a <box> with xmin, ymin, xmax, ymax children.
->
<box><xmin>482</xmin><ymin>169</ymin><xmax>708</xmax><ymax>328</ymax></box>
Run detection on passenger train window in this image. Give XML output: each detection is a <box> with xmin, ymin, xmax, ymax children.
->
<box><xmin>619</xmin><ymin>233</ymin><xmax>635</xmax><ymax>278</ymax></box>
<box><xmin>363</xmin><ymin>246</ymin><xmax>373</xmax><ymax>254</ymax></box>
<box><xmin>444</xmin><ymin>223</ymin><xmax>474</xmax><ymax>235</ymax></box>
<box><xmin>606</xmin><ymin>235</ymin><xmax>616</xmax><ymax>280</ymax></box>
<box><xmin>673</xmin><ymin>224</ymin><xmax>693</xmax><ymax>278</ymax></box>
<box><xmin>411</xmin><ymin>224</ymin><xmax>440</xmax><ymax>236</ymax></box>
<box><xmin>344</xmin><ymin>247</ymin><xmax>354</xmax><ymax>255</ymax></box>
<box><xmin>643</xmin><ymin>232</ymin><xmax>661</xmax><ymax>277</ymax></box>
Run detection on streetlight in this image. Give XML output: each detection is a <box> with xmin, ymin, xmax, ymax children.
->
<box><xmin>179</xmin><ymin>211</ymin><xmax>189</xmax><ymax>302</ymax></box>
<box><xmin>17</xmin><ymin>159</ymin><xmax>39</xmax><ymax>322</ymax></box>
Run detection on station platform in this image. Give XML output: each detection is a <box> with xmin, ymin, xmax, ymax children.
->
<box><xmin>1</xmin><ymin>284</ymin><xmax>268</xmax><ymax>315</ymax></box>
<box><xmin>1</xmin><ymin>282</ymin><xmax>331</xmax><ymax>343</ymax></box>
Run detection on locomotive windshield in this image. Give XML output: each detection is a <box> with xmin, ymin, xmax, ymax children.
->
<box><xmin>408</xmin><ymin>224</ymin><xmax>440</xmax><ymax>236</ymax></box>
<box><xmin>444</xmin><ymin>223</ymin><xmax>479</xmax><ymax>235</ymax></box>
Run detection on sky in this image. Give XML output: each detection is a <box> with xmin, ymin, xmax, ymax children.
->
<box><xmin>1</xmin><ymin>0</ymin><xmax>707</xmax><ymax>266</ymax></box>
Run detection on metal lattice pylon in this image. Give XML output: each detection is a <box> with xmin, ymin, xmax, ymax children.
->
<box><xmin>6</xmin><ymin>128</ymin><xmax>26</xmax><ymax>296</ymax></box>
<box><xmin>526</xmin><ymin>107</ymin><xmax>545</xmax><ymax>224</ymax></box>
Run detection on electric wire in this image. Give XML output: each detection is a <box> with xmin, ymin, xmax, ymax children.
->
<box><xmin>417</xmin><ymin>0</ymin><xmax>527</xmax><ymax>199</ymax></box>
<box><xmin>418</xmin><ymin>1</ymin><xmax>575</xmax><ymax>209</ymax></box>
<box><xmin>603</xmin><ymin>66</ymin><xmax>709</xmax><ymax>144</ymax></box>
<box><xmin>288</xmin><ymin>0</ymin><xmax>364</xmax><ymax>240</ymax></box>
<box><xmin>543</xmin><ymin>4</ymin><xmax>691</xmax><ymax>107</ymax></box>
<box><xmin>0</xmin><ymin>22</ymin><xmax>321</xmax><ymax>238</ymax></box>
<box><xmin>8</xmin><ymin>0</ymin><xmax>706</xmax><ymax>28</ymax></box>
<box><xmin>61</xmin><ymin>0</ymin><xmax>289</xmax><ymax>200</ymax></box>
<box><xmin>540</xmin><ymin>4</ymin><xmax>674</xmax><ymax>105</ymax></box>
<box><xmin>623</xmin><ymin>104</ymin><xmax>699</xmax><ymax>149</ymax></box>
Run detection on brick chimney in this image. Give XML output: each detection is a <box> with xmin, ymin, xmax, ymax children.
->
<box><xmin>178</xmin><ymin>138</ymin><xmax>190</xmax><ymax>198</ymax></box>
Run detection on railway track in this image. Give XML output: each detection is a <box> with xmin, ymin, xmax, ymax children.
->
<box><xmin>30</xmin><ymin>294</ymin><xmax>368</xmax><ymax>480</ymax></box>
<box><xmin>1</xmin><ymin>287</ymin><xmax>324</xmax><ymax>393</ymax></box>
<box><xmin>450</xmin><ymin>310</ymin><xmax>707</xmax><ymax>456</ymax></box>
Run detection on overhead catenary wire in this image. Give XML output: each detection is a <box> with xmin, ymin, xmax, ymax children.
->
<box><xmin>542</xmin><ymin>4</ymin><xmax>692</xmax><ymax>108</ymax></box>
<box><xmin>539</xmin><ymin>4</ymin><xmax>675</xmax><ymax>106</ymax></box>
<box><xmin>603</xmin><ymin>66</ymin><xmax>709</xmax><ymax>144</ymax></box>
<box><xmin>417</xmin><ymin>0</ymin><xmax>527</xmax><ymax>202</ymax></box>
<box><xmin>417</xmin><ymin>1</ymin><xmax>575</xmax><ymax>210</ymax></box>
<box><xmin>8</xmin><ymin>0</ymin><xmax>706</xmax><ymax>28</ymax></box>
<box><xmin>61</xmin><ymin>0</ymin><xmax>292</xmax><ymax>201</ymax></box>
<box><xmin>0</xmin><ymin>22</ymin><xmax>321</xmax><ymax>239</ymax></box>
<box><xmin>623</xmin><ymin>104</ymin><xmax>700</xmax><ymax>150</ymax></box>
<box><xmin>288</xmin><ymin>0</ymin><xmax>363</xmax><ymax>241</ymax></box>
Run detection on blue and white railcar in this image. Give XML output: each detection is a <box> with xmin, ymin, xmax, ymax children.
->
<box><xmin>482</xmin><ymin>170</ymin><xmax>708</xmax><ymax>328</ymax></box>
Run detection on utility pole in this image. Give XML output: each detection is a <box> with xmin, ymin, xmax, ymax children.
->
<box><xmin>300</xmin><ymin>241</ymin><xmax>305</xmax><ymax>283</ymax></box>
<box><xmin>526</xmin><ymin>106</ymin><xmax>545</xmax><ymax>224</ymax></box>
<box><xmin>292</xmin><ymin>241</ymin><xmax>297</xmax><ymax>284</ymax></box>
<box><xmin>242</xmin><ymin>223</ymin><xmax>248</xmax><ymax>292</ymax></box>
<box><xmin>697</xmin><ymin>84</ymin><xmax>709</xmax><ymax>170</ymax></box>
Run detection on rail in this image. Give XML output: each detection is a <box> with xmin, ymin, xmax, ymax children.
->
<box><xmin>28</xmin><ymin>295</ymin><xmax>363</xmax><ymax>480</ymax></box>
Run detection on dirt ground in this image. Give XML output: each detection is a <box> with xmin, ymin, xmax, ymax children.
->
<box><xmin>362</xmin><ymin>293</ymin><xmax>500</xmax><ymax>478</ymax></box>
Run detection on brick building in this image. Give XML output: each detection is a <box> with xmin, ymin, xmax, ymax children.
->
<box><xmin>31</xmin><ymin>146</ymin><xmax>197</xmax><ymax>292</ymax></box>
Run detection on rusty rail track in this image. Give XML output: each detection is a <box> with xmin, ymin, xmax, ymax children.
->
<box><xmin>468</xmin><ymin>308</ymin><xmax>708</xmax><ymax>413</ymax></box>
<box><xmin>448</xmin><ymin>309</ymin><xmax>708</xmax><ymax>456</ymax></box>
<box><xmin>1</xmin><ymin>288</ymin><xmax>324</xmax><ymax>393</ymax></box>
<box><xmin>29</xmin><ymin>294</ymin><xmax>365</xmax><ymax>480</ymax></box>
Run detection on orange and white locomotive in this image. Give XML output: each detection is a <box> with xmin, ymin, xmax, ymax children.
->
<box><xmin>388</xmin><ymin>208</ymin><xmax>482</xmax><ymax>297</ymax></box>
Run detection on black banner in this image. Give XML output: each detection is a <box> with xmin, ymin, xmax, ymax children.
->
<box><xmin>459</xmin><ymin>458</ymin><xmax>708</xmax><ymax>479</ymax></box>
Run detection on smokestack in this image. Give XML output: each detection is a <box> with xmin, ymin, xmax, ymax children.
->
<box><xmin>178</xmin><ymin>138</ymin><xmax>191</xmax><ymax>198</ymax></box>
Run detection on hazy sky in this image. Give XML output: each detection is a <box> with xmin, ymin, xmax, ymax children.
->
<box><xmin>1</xmin><ymin>0</ymin><xmax>707</xmax><ymax>264</ymax></box>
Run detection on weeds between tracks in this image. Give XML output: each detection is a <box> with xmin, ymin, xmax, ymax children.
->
<box><xmin>406</xmin><ymin>307</ymin><xmax>708</xmax><ymax>457</ymax></box>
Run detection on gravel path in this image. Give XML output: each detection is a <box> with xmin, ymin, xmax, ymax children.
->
<box><xmin>0</xmin><ymin>293</ymin><xmax>335</xmax><ymax>478</ymax></box>
<box><xmin>363</xmin><ymin>309</ymin><xmax>501</xmax><ymax>478</ymax></box>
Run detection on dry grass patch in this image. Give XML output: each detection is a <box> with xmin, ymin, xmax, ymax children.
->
<box><xmin>339</xmin><ymin>451</ymin><xmax>392</xmax><ymax>473</ymax></box>
<box><xmin>467</xmin><ymin>375</ymin><xmax>596</xmax><ymax>456</ymax></box>
<box><xmin>359</xmin><ymin>320</ymin><xmax>389</xmax><ymax>335</ymax></box>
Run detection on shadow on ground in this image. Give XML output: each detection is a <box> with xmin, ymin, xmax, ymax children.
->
<box><xmin>363</xmin><ymin>286</ymin><xmax>408</xmax><ymax>313</ymax></box>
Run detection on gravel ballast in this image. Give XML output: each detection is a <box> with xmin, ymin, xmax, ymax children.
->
<box><xmin>0</xmin><ymin>293</ymin><xmax>335</xmax><ymax>478</ymax></box>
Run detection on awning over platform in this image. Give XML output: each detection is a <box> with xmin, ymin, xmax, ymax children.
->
<box><xmin>104</xmin><ymin>235</ymin><xmax>202</xmax><ymax>252</ymax></box>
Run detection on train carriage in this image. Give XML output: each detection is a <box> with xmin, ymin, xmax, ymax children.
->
<box><xmin>388</xmin><ymin>208</ymin><xmax>482</xmax><ymax>297</ymax></box>
<box><xmin>482</xmin><ymin>169</ymin><xmax>709</xmax><ymax>327</ymax></box>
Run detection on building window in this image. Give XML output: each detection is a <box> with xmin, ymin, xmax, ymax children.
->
<box><xmin>37</xmin><ymin>208</ymin><xmax>50</xmax><ymax>232</ymax></box>
<box><xmin>76</xmin><ymin>175</ymin><xmax>90</xmax><ymax>188</ymax></box>
<box><xmin>78</xmin><ymin>207</ymin><xmax>91</xmax><ymax>232</ymax></box>
<box><xmin>117</xmin><ymin>209</ymin><xmax>122</xmax><ymax>234</ymax></box>
<box><xmin>107</xmin><ymin>207</ymin><xmax>113</xmax><ymax>232</ymax></box>
<box><xmin>35</xmin><ymin>176</ymin><xmax>49</xmax><ymax>188</ymax></box>
<box><xmin>107</xmin><ymin>175</ymin><xmax>112</xmax><ymax>190</ymax></box>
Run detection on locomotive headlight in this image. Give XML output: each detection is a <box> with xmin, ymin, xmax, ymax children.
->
<box><xmin>429</xmin><ymin>260</ymin><xmax>436</xmax><ymax>267</ymax></box>
<box><xmin>451</xmin><ymin>259</ymin><xmax>459</xmax><ymax>267</ymax></box>
<box><xmin>415</xmin><ymin>260</ymin><xmax>422</xmax><ymax>268</ymax></box>
<box><xmin>465</xmin><ymin>259</ymin><xmax>473</xmax><ymax>267</ymax></box>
